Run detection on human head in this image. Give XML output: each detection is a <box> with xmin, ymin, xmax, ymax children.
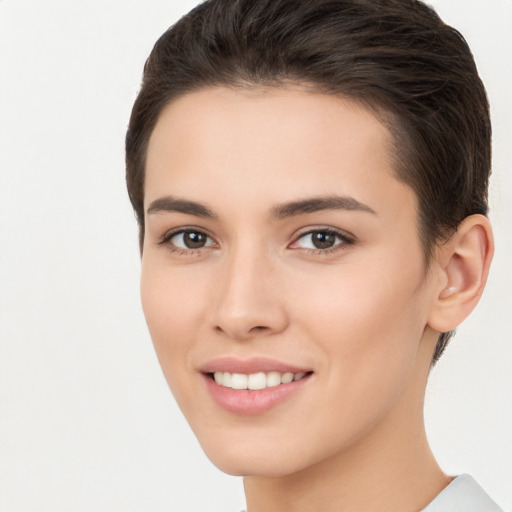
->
<box><xmin>126</xmin><ymin>0</ymin><xmax>491</xmax><ymax>363</ymax></box>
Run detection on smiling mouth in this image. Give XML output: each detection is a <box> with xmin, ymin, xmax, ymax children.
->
<box><xmin>209</xmin><ymin>371</ymin><xmax>312</xmax><ymax>390</ymax></box>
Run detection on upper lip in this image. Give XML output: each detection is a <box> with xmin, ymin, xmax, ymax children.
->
<box><xmin>199</xmin><ymin>356</ymin><xmax>312</xmax><ymax>375</ymax></box>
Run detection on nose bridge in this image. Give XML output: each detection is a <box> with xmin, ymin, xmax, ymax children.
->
<box><xmin>212</xmin><ymin>240</ymin><xmax>287</xmax><ymax>339</ymax></box>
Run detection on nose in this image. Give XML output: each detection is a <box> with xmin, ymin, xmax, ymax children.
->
<box><xmin>210</xmin><ymin>247</ymin><xmax>289</xmax><ymax>341</ymax></box>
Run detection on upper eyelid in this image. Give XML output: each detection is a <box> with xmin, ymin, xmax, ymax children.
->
<box><xmin>157</xmin><ymin>225</ymin><xmax>355</xmax><ymax>247</ymax></box>
<box><xmin>291</xmin><ymin>226</ymin><xmax>355</xmax><ymax>242</ymax></box>
<box><xmin>158</xmin><ymin>226</ymin><xmax>216</xmax><ymax>245</ymax></box>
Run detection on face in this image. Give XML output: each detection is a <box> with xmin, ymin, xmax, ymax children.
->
<box><xmin>141</xmin><ymin>86</ymin><xmax>439</xmax><ymax>477</ymax></box>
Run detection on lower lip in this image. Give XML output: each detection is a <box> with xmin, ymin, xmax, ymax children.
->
<box><xmin>203</xmin><ymin>373</ymin><xmax>311</xmax><ymax>415</ymax></box>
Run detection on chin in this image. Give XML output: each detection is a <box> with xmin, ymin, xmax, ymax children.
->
<box><xmin>198</xmin><ymin>438</ymin><xmax>283</xmax><ymax>476</ymax></box>
<box><xmin>193</xmin><ymin>427</ymin><xmax>327</xmax><ymax>478</ymax></box>
<box><xmin>207</xmin><ymin>452</ymin><xmax>306</xmax><ymax>478</ymax></box>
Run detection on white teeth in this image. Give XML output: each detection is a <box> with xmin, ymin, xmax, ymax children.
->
<box><xmin>212</xmin><ymin>371</ymin><xmax>308</xmax><ymax>390</ymax></box>
<box><xmin>248</xmin><ymin>372</ymin><xmax>267</xmax><ymax>390</ymax></box>
<box><xmin>222</xmin><ymin>372</ymin><xmax>232</xmax><ymax>388</ymax></box>
<box><xmin>281</xmin><ymin>372</ymin><xmax>294</xmax><ymax>384</ymax></box>
<box><xmin>266</xmin><ymin>371</ymin><xmax>281</xmax><ymax>388</ymax></box>
<box><xmin>231</xmin><ymin>373</ymin><xmax>248</xmax><ymax>390</ymax></box>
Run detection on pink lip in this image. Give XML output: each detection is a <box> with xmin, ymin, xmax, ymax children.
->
<box><xmin>199</xmin><ymin>356</ymin><xmax>311</xmax><ymax>374</ymax></box>
<box><xmin>200</xmin><ymin>357</ymin><xmax>313</xmax><ymax>415</ymax></box>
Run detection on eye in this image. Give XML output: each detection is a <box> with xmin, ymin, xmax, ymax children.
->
<box><xmin>291</xmin><ymin>228</ymin><xmax>353</xmax><ymax>252</ymax></box>
<box><xmin>161</xmin><ymin>229</ymin><xmax>216</xmax><ymax>251</ymax></box>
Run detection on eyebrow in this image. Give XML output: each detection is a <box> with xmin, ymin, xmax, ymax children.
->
<box><xmin>146</xmin><ymin>194</ymin><xmax>376</xmax><ymax>220</ymax></box>
<box><xmin>269</xmin><ymin>195</ymin><xmax>376</xmax><ymax>219</ymax></box>
<box><xmin>146</xmin><ymin>196</ymin><xmax>217</xmax><ymax>219</ymax></box>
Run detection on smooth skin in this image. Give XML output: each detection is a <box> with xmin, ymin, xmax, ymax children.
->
<box><xmin>141</xmin><ymin>86</ymin><xmax>493</xmax><ymax>512</ymax></box>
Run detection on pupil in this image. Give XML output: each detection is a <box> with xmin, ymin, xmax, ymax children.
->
<box><xmin>312</xmin><ymin>231</ymin><xmax>335</xmax><ymax>249</ymax></box>
<box><xmin>184</xmin><ymin>231</ymin><xmax>206</xmax><ymax>248</ymax></box>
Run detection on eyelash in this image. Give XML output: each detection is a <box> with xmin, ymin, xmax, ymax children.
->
<box><xmin>291</xmin><ymin>228</ymin><xmax>355</xmax><ymax>255</ymax></box>
<box><xmin>158</xmin><ymin>227</ymin><xmax>355</xmax><ymax>256</ymax></box>
<box><xmin>158</xmin><ymin>227</ymin><xmax>216</xmax><ymax>256</ymax></box>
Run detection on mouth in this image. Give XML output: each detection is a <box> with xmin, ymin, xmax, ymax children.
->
<box><xmin>208</xmin><ymin>370</ymin><xmax>312</xmax><ymax>390</ymax></box>
<box><xmin>200</xmin><ymin>358</ymin><xmax>314</xmax><ymax>415</ymax></box>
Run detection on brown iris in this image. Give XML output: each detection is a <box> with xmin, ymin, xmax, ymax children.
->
<box><xmin>183</xmin><ymin>231</ymin><xmax>208</xmax><ymax>248</ymax></box>
<box><xmin>311</xmin><ymin>231</ymin><xmax>337</xmax><ymax>249</ymax></box>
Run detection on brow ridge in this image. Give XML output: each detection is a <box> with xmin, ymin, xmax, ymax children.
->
<box><xmin>270</xmin><ymin>195</ymin><xmax>376</xmax><ymax>219</ymax></box>
<box><xmin>146</xmin><ymin>196</ymin><xmax>217</xmax><ymax>218</ymax></box>
<box><xmin>146</xmin><ymin>194</ymin><xmax>376</xmax><ymax>220</ymax></box>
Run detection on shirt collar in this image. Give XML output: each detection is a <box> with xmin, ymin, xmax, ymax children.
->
<box><xmin>421</xmin><ymin>474</ymin><xmax>503</xmax><ymax>512</ymax></box>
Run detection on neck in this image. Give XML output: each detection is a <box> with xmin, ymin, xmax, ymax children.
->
<box><xmin>243</xmin><ymin>335</ymin><xmax>450</xmax><ymax>512</ymax></box>
<box><xmin>244</xmin><ymin>419</ymin><xmax>448</xmax><ymax>512</ymax></box>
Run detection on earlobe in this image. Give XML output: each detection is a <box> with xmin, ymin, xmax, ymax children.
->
<box><xmin>428</xmin><ymin>214</ymin><xmax>494</xmax><ymax>333</ymax></box>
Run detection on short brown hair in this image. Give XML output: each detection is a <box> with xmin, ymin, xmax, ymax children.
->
<box><xmin>126</xmin><ymin>0</ymin><xmax>491</xmax><ymax>363</ymax></box>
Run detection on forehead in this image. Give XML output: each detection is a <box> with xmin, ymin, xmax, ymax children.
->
<box><xmin>145</xmin><ymin>86</ymin><xmax>416</xmax><ymax>222</ymax></box>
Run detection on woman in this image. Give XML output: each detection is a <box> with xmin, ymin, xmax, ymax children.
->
<box><xmin>125</xmin><ymin>0</ymin><xmax>503</xmax><ymax>510</ymax></box>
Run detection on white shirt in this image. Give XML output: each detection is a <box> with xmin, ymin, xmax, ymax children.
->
<box><xmin>421</xmin><ymin>474</ymin><xmax>504</xmax><ymax>512</ymax></box>
<box><xmin>238</xmin><ymin>474</ymin><xmax>504</xmax><ymax>512</ymax></box>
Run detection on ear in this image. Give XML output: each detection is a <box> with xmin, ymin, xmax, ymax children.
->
<box><xmin>427</xmin><ymin>214</ymin><xmax>494</xmax><ymax>333</ymax></box>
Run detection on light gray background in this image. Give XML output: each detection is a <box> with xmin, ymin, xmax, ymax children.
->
<box><xmin>0</xmin><ymin>1</ymin><xmax>510</xmax><ymax>511</ymax></box>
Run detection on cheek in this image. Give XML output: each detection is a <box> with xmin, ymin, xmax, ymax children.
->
<box><xmin>301</xmin><ymin>249</ymin><xmax>427</xmax><ymax>338</ymax></box>
<box><xmin>140</xmin><ymin>259</ymin><xmax>206</xmax><ymax>387</ymax></box>
<box><xmin>293</xmin><ymin>256</ymin><xmax>428</xmax><ymax>402</ymax></box>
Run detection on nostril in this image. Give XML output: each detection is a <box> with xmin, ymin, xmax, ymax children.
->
<box><xmin>212</xmin><ymin>302</ymin><xmax>289</xmax><ymax>340</ymax></box>
<box><xmin>214</xmin><ymin>324</ymin><xmax>270</xmax><ymax>337</ymax></box>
